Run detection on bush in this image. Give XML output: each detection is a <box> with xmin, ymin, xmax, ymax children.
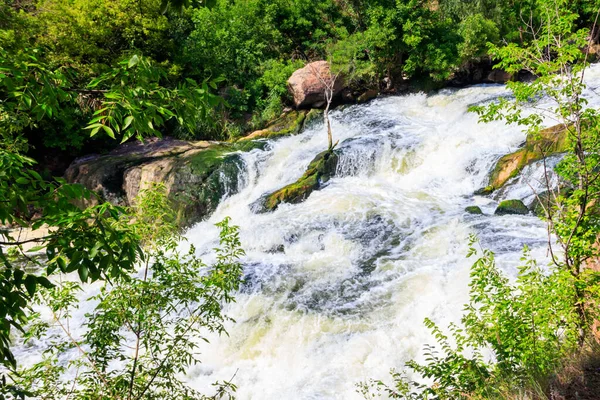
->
<box><xmin>6</xmin><ymin>184</ymin><xmax>245</xmax><ymax>399</ymax></box>
<box><xmin>359</xmin><ymin>237</ymin><xmax>592</xmax><ymax>399</ymax></box>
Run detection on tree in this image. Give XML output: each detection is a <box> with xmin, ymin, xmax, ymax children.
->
<box><xmin>471</xmin><ymin>0</ymin><xmax>600</xmax><ymax>314</ymax></box>
<box><xmin>0</xmin><ymin>39</ymin><xmax>221</xmax><ymax>374</ymax></box>
<box><xmin>306</xmin><ymin>62</ymin><xmax>340</xmax><ymax>151</ymax></box>
<box><xmin>4</xmin><ymin>185</ymin><xmax>244</xmax><ymax>399</ymax></box>
<box><xmin>0</xmin><ymin>150</ymin><xmax>142</xmax><ymax>372</ymax></box>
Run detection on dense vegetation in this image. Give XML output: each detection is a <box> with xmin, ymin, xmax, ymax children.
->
<box><xmin>2</xmin><ymin>0</ymin><xmax>599</xmax><ymax>163</ymax></box>
<box><xmin>1</xmin><ymin>0</ymin><xmax>600</xmax><ymax>398</ymax></box>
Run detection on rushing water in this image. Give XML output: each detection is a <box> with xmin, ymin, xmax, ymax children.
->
<box><xmin>13</xmin><ymin>66</ymin><xmax>600</xmax><ymax>399</ymax></box>
<box><xmin>180</xmin><ymin>69</ymin><xmax>600</xmax><ymax>399</ymax></box>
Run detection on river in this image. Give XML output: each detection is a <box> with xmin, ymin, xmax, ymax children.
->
<box><xmin>180</xmin><ymin>69</ymin><xmax>600</xmax><ymax>399</ymax></box>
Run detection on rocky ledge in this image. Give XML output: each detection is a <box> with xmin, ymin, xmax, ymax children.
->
<box><xmin>478</xmin><ymin>124</ymin><xmax>570</xmax><ymax>195</ymax></box>
<box><xmin>65</xmin><ymin>137</ymin><xmax>265</xmax><ymax>227</ymax></box>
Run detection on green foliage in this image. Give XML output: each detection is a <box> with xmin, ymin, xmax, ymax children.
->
<box><xmin>0</xmin><ymin>151</ymin><xmax>142</xmax><ymax>369</ymax></box>
<box><xmin>457</xmin><ymin>14</ymin><xmax>500</xmax><ymax>65</ymax></box>
<box><xmin>359</xmin><ymin>238</ymin><xmax>586</xmax><ymax>399</ymax></box>
<box><xmin>31</xmin><ymin>0</ymin><xmax>172</xmax><ymax>80</ymax></box>
<box><xmin>329</xmin><ymin>30</ymin><xmax>379</xmax><ymax>86</ymax></box>
<box><xmin>5</xmin><ymin>184</ymin><xmax>245</xmax><ymax>399</ymax></box>
<box><xmin>251</xmin><ymin>59</ymin><xmax>305</xmax><ymax>127</ymax></box>
<box><xmin>85</xmin><ymin>54</ymin><xmax>224</xmax><ymax>143</ymax></box>
<box><xmin>471</xmin><ymin>0</ymin><xmax>600</xmax><ymax>276</ymax></box>
<box><xmin>0</xmin><ymin>42</ymin><xmax>74</xmax><ymax>152</ymax></box>
<box><xmin>5</xmin><ymin>0</ymin><xmax>598</xmax><ymax>147</ymax></box>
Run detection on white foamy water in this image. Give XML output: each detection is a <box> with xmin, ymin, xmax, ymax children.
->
<box><xmin>12</xmin><ymin>65</ymin><xmax>600</xmax><ymax>399</ymax></box>
<box><xmin>181</xmin><ymin>66</ymin><xmax>600</xmax><ymax>400</ymax></box>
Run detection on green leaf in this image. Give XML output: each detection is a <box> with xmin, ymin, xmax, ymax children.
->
<box><xmin>27</xmin><ymin>245</ymin><xmax>45</xmax><ymax>253</ymax></box>
<box><xmin>128</xmin><ymin>55</ymin><xmax>140</xmax><ymax>68</ymax></box>
<box><xmin>78</xmin><ymin>265</ymin><xmax>89</xmax><ymax>282</ymax></box>
<box><xmin>90</xmin><ymin>126</ymin><xmax>101</xmax><ymax>137</ymax></box>
<box><xmin>24</xmin><ymin>275</ymin><xmax>37</xmax><ymax>297</ymax></box>
<box><xmin>123</xmin><ymin>115</ymin><xmax>134</xmax><ymax>130</ymax></box>
<box><xmin>89</xmin><ymin>242</ymin><xmax>102</xmax><ymax>259</ymax></box>
<box><xmin>13</xmin><ymin>269</ymin><xmax>24</xmax><ymax>285</ymax></box>
<box><xmin>57</xmin><ymin>256</ymin><xmax>67</xmax><ymax>272</ymax></box>
<box><xmin>102</xmin><ymin>125</ymin><xmax>115</xmax><ymax>139</ymax></box>
<box><xmin>36</xmin><ymin>276</ymin><xmax>54</xmax><ymax>289</ymax></box>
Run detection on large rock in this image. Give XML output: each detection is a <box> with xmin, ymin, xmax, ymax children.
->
<box><xmin>65</xmin><ymin>138</ymin><xmax>265</xmax><ymax>227</ymax></box>
<box><xmin>255</xmin><ymin>149</ymin><xmax>339</xmax><ymax>212</ymax></box>
<box><xmin>287</xmin><ymin>61</ymin><xmax>344</xmax><ymax>109</ymax></box>
<box><xmin>495</xmin><ymin>199</ymin><xmax>529</xmax><ymax>215</ymax></box>
<box><xmin>465</xmin><ymin>205</ymin><xmax>483</xmax><ymax>215</ymax></box>
<box><xmin>480</xmin><ymin>124</ymin><xmax>570</xmax><ymax>194</ymax></box>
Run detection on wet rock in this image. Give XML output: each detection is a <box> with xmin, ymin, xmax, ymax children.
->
<box><xmin>474</xmin><ymin>186</ymin><xmax>494</xmax><ymax>196</ymax></box>
<box><xmin>65</xmin><ymin>138</ymin><xmax>265</xmax><ymax>226</ymax></box>
<box><xmin>240</xmin><ymin>110</ymin><xmax>308</xmax><ymax>141</ymax></box>
<box><xmin>357</xmin><ymin>89</ymin><xmax>378</xmax><ymax>103</ymax></box>
<box><xmin>529</xmin><ymin>187</ymin><xmax>574</xmax><ymax>217</ymax></box>
<box><xmin>256</xmin><ymin>149</ymin><xmax>339</xmax><ymax>212</ymax></box>
<box><xmin>465</xmin><ymin>205</ymin><xmax>483</xmax><ymax>215</ymax></box>
<box><xmin>486</xmin><ymin>70</ymin><xmax>513</xmax><ymax>83</ymax></box>
<box><xmin>486</xmin><ymin>124</ymin><xmax>570</xmax><ymax>193</ymax></box>
<box><xmin>287</xmin><ymin>61</ymin><xmax>345</xmax><ymax>108</ymax></box>
<box><xmin>302</xmin><ymin>108</ymin><xmax>324</xmax><ymax>130</ymax></box>
<box><xmin>495</xmin><ymin>199</ymin><xmax>529</xmax><ymax>215</ymax></box>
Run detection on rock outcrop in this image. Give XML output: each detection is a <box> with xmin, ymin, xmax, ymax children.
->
<box><xmin>479</xmin><ymin>124</ymin><xmax>570</xmax><ymax>194</ymax></box>
<box><xmin>255</xmin><ymin>149</ymin><xmax>339</xmax><ymax>212</ymax></box>
<box><xmin>287</xmin><ymin>61</ymin><xmax>344</xmax><ymax>108</ymax></box>
<box><xmin>65</xmin><ymin>138</ymin><xmax>265</xmax><ymax>226</ymax></box>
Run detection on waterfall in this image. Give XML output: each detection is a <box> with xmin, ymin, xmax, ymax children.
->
<box><xmin>13</xmin><ymin>65</ymin><xmax>600</xmax><ymax>400</ymax></box>
<box><xmin>179</xmin><ymin>66</ymin><xmax>600</xmax><ymax>399</ymax></box>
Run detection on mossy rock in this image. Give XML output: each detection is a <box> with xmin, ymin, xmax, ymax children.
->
<box><xmin>495</xmin><ymin>199</ymin><xmax>529</xmax><ymax>216</ymax></box>
<box><xmin>67</xmin><ymin>138</ymin><xmax>267</xmax><ymax>228</ymax></box>
<box><xmin>169</xmin><ymin>141</ymin><xmax>267</xmax><ymax>226</ymax></box>
<box><xmin>465</xmin><ymin>205</ymin><xmax>483</xmax><ymax>215</ymax></box>
<box><xmin>486</xmin><ymin>124</ymin><xmax>570</xmax><ymax>193</ymax></box>
<box><xmin>257</xmin><ymin>149</ymin><xmax>339</xmax><ymax>212</ymax></box>
<box><xmin>239</xmin><ymin>110</ymin><xmax>308</xmax><ymax>141</ymax></box>
<box><xmin>529</xmin><ymin>187</ymin><xmax>574</xmax><ymax>218</ymax></box>
<box><xmin>302</xmin><ymin>108</ymin><xmax>324</xmax><ymax>130</ymax></box>
<box><xmin>474</xmin><ymin>186</ymin><xmax>494</xmax><ymax>196</ymax></box>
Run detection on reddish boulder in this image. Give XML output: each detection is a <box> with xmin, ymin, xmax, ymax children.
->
<box><xmin>287</xmin><ymin>61</ymin><xmax>344</xmax><ymax>108</ymax></box>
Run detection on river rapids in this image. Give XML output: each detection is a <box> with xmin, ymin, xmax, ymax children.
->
<box><xmin>13</xmin><ymin>65</ymin><xmax>600</xmax><ymax>400</ymax></box>
<box><xmin>180</xmin><ymin>65</ymin><xmax>600</xmax><ymax>399</ymax></box>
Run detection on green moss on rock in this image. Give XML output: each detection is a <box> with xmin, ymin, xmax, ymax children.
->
<box><xmin>170</xmin><ymin>140</ymin><xmax>267</xmax><ymax>225</ymax></box>
<box><xmin>240</xmin><ymin>110</ymin><xmax>308</xmax><ymax>141</ymax></box>
<box><xmin>465</xmin><ymin>205</ymin><xmax>483</xmax><ymax>215</ymax></box>
<box><xmin>495</xmin><ymin>199</ymin><xmax>529</xmax><ymax>216</ymax></box>
<box><xmin>474</xmin><ymin>186</ymin><xmax>494</xmax><ymax>196</ymax></box>
<box><xmin>302</xmin><ymin>108</ymin><xmax>324</xmax><ymax>130</ymax></box>
<box><xmin>259</xmin><ymin>149</ymin><xmax>339</xmax><ymax>212</ymax></box>
<box><xmin>486</xmin><ymin>124</ymin><xmax>570</xmax><ymax>193</ymax></box>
